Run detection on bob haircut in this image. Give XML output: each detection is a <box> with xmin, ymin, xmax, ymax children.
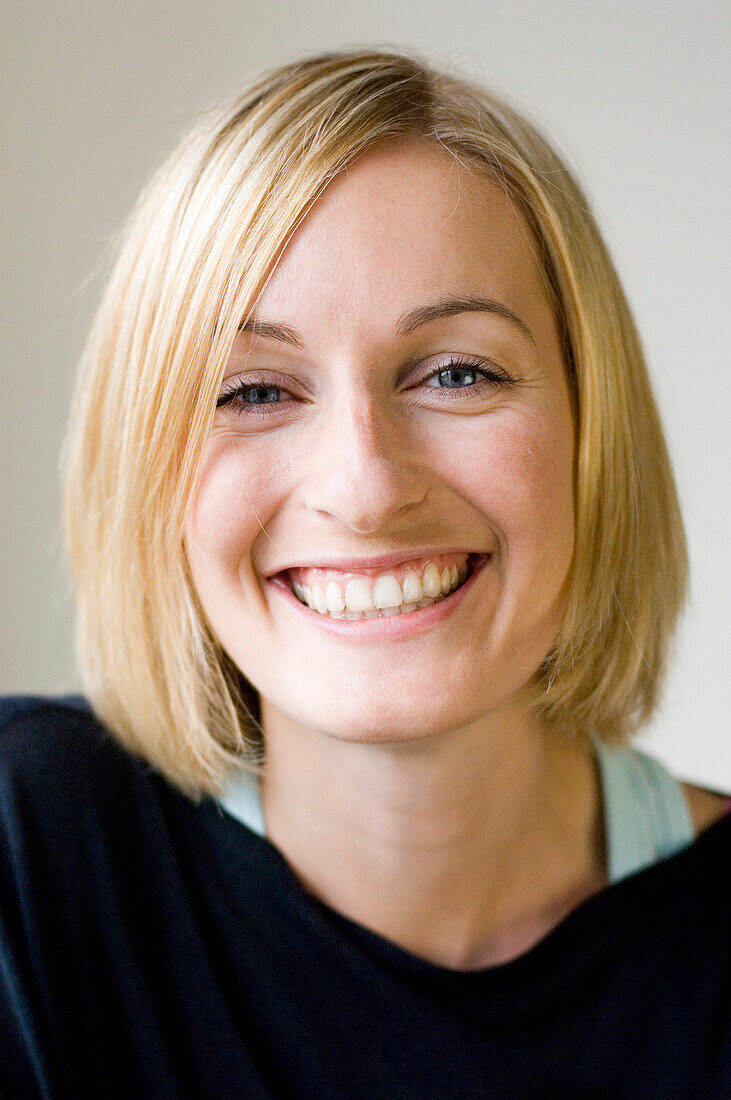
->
<box><xmin>62</xmin><ymin>46</ymin><xmax>688</xmax><ymax>798</ymax></box>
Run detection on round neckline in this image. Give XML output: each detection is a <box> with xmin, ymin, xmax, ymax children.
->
<box><xmin>203</xmin><ymin>796</ymin><xmax>731</xmax><ymax>994</ymax></box>
<box><xmin>206</xmin><ymin>742</ymin><xmax>726</xmax><ymax>985</ymax></box>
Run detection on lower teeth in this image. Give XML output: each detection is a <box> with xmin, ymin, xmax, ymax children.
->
<box><xmin>301</xmin><ymin>592</ymin><xmax>451</xmax><ymax>619</ymax></box>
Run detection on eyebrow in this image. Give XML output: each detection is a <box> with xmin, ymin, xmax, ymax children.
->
<box><xmin>238</xmin><ymin>295</ymin><xmax>535</xmax><ymax>347</ymax></box>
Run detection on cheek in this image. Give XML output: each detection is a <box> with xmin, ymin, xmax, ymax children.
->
<box><xmin>461</xmin><ymin>412</ymin><xmax>574</xmax><ymax>567</ymax></box>
<box><xmin>184</xmin><ymin>438</ymin><xmax>278</xmax><ymax>585</ymax></box>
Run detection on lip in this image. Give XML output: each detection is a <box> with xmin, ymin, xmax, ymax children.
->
<box><xmin>266</xmin><ymin>553</ymin><xmax>491</xmax><ymax>640</ymax></box>
<box><xmin>264</xmin><ymin>547</ymin><xmax>485</xmax><ymax>579</ymax></box>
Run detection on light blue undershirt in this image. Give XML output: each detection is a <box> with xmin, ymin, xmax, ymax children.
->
<box><xmin>218</xmin><ymin>735</ymin><xmax>696</xmax><ymax>886</ymax></box>
<box><xmin>590</xmin><ymin>734</ymin><xmax>695</xmax><ymax>883</ymax></box>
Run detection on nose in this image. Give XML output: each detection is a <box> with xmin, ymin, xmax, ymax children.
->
<box><xmin>302</xmin><ymin>391</ymin><xmax>427</xmax><ymax>534</ymax></box>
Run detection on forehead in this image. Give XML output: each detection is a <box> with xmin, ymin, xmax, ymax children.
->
<box><xmin>255</xmin><ymin>140</ymin><xmax>547</xmax><ymax>338</ymax></box>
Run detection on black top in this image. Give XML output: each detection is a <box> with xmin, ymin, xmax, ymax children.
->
<box><xmin>0</xmin><ymin>695</ymin><xmax>729</xmax><ymax>1099</ymax></box>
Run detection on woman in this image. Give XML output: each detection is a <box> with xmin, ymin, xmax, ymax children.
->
<box><xmin>2</xmin><ymin>47</ymin><xmax>730</xmax><ymax>1097</ymax></box>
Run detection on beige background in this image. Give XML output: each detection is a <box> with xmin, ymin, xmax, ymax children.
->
<box><xmin>2</xmin><ymin>1</ymin><xmax>729</xmax><ymax>788</ymax></box>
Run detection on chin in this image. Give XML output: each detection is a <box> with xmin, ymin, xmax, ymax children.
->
<box><xmin>280</xmin><ymin>687</ymin><xmax>489</xmax><ymax>748</ymax></box>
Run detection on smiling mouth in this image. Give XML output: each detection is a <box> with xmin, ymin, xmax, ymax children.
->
<box><xmin>278</xmin><ymin>552</ymin><xmax>486</xmax><ymax>620</ymax></box>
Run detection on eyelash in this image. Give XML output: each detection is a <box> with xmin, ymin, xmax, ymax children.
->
<box><xmin>216</xmin><ymin>356</ymin><xmax>513</xmax><ymax>418</ymax></box>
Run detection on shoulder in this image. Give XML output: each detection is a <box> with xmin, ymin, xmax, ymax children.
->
<box><xmin>0</xmin><ymin>692</ymin><xmax>129</xmax><ymax>772</ymax></box>
<box><xmin>0</xmin><ymin>692</ymin><xmax>103</xmax><ymax>741</ymax></box>
<box><xmin>681</xmin><ymin>781</ymin><xmax>730</xmax><ymax>835</ymax></box>
<box><xmin>0</xmin><ymin>694</ymin><xmax>188</xmax><ymax>925</ymax></box>
<box><xmin>0</xmin><ymin>699</ymin><xmax>190</xmax><ymax>1087</ymax></box>
<box><xmin>0</xmin><ymin>693</ymin><xmax>155</xmax><ymax>823</ymax></box>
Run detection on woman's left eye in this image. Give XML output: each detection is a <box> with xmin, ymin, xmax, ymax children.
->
<box><xmin>216</xmin><ymin>356</ymin><xmax>512</xmax><ymax>419</ymax></box>
<box><xmin>421</xmin><ymin>357</ymin><xmax>512</xmax><ymax>397</ymax></box>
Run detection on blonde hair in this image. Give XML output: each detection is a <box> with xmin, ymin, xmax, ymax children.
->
<box><xmin>62</xmin><ymin>46</ymin><xmax>688</xmax><ymax>797</ymax></box>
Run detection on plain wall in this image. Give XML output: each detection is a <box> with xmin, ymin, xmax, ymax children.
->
<box><xmin>2</xmin><ymin>0</ymin><xmax>729</xmax><ymax>788</ymax></box>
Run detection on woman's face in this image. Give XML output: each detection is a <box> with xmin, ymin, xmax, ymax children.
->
<box><xmin>185</xmin><ymin>141</ymin><xmax>575</xmax><ymax>745</ymax></box>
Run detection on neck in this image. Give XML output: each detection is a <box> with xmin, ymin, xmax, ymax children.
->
<box><xmin>258</xmin><ymin>702</ymin><xmax>607</xmax><ymax>970</ymax></box>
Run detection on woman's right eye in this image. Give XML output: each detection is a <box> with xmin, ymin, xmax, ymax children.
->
<box><xmin>216</xmin><ymin>381</ymin><xmax>293</xmax><ymax>417</ymax></box>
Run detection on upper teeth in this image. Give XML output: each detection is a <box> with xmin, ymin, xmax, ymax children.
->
<box><xmin>291</xmin><ymin>559</ymin><xmax>470</xmax><ymax>615</ymax></box>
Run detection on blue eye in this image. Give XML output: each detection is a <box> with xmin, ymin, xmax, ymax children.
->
<box><xmin>423</xmin><ymin>356</ymin><xmax>511</xmax><ymax>394</ymax></box>
<box><xmin>217</xmin><ymin>383</ymin><xmax>284</xmax><ymax>411</ymax></box>
<box><xmin>422</xmin><ymin>358</ymin><xmax>507</xmax><ymax>389</ymax></box>
<box><xmin>216</xmin><ymin>355</ymin><xmax>512</xmax><ymax>419</ymax></box>
<box><xmin>436</xmin><ymin>366</ymin><xmax>478</xmax><ymax>388</ymax></box>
